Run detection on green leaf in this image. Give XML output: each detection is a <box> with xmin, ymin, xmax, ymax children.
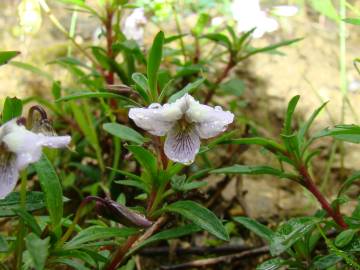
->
<box><xmin>127</xmin><ymin>224</ymin><xmax>201</xmax><ymax>256</ymax></box>
<box><xmin>103</xmin><ymin>123</ymin><xmax>146</xmax><ymax>145</ymax></box>
<box><xmin>2</xmin><ymin>97</ymin><xmax>23</xmax><ymax>123</ymax></box>
<box><xmin>211</xmin><ymin>165</ymin><xmax>287</xmax><ymax>178</ymax></box>
<box><xmin>25</xmin><ymin>233</ymin><xmax>50</xmax><ymax>270</ymax></box>
<box><xmin>270</xmin><ymin>217</ymin><xmax>320</xmax><ymax>256</ymax></box>
<box><xmin>202</xmin><ymin>33</ymin><xmax>232</xmax><ymax>50</ymax></box>
<box><xmin>0</xmin><ymin>192</ymin><xmax>46</xmax><ymax>217</ymax></box>
<box><xmin>53</xmin><ymin>250</ymin><xmax>97</xmax><ymax>267</ymax></box>
<box><xmin>335</xmin><ymin>229</ymin><xmax>356</xmax><ymax>248</ymax></box>
<box><xmin>313</xmin><ymin>125</ymin><xmax>360</xmax><ymax>143</ymax></box>
<box><xmin>309</xmin><ymin>0</ymin><xmax>339</xmax><ymax>21</ymax></box>
<box><xmin>338</xmin><ymin>171</ymin><xmax>360</xmax><ymax>196</ymax></box>
<box><xmin>131</xmin><ymin>72</ymin><xmax>150</xmax><ymax>103</ymax></box>
<box><xmin>164</xmin><ymin>34</ymin><xmax>187</xmax><ymax>44</ymax></box>
<box><xmin>10</xmin><ymin>61</ymin><xmax>53</xmax><ymax>80</ymax></box>
<box><xmin>56</xmin><ymin>91</ymin><xmax>140</xmax><ymax>106</ymax></box>
<box><xmin>0</xmin><ymin>235</ymin><xmax>9</xmax><ymax>252</ymax></box>
<box><xmin>192</xmin><ymin>13</ymin><xmax>210</xmax><ymax>36</ymax></box>
<box><xmin>233</xmin><ymin>216</ymin><xmax>274</xmax><ymax>242</ymax></box>
<box><xmin>115</xmin><ymin>180</ymin><xmax>150</xmax><ymax>193</ymax></box>
<box><xmin>13</xmin><ymin>208</ymin><xmax>42</xmax><ymax>236</ymax></box>
<box><xmin>165</xmin><ymin>200</ymin><xmax>229</xmax><ymax>241</ymax></box>
<box><xmin>64</xmin><ymin>226</ymin><xmax>138</xmax><ymax>250</ymax></box>
<box><xmin>0</xmin><ymin>51</ymin><xmax>20</xmax><ymax>66</ymax></box>
<box><xmin>220</xmin><ymin>137</ymin><xmax>286</xmax><ymax>154</ymax></box>
<box><xmin>168</xmin><ymin>78</ymin><xmax>205</xmax><ymax>102</ymax></box>
<box><xmin>256</xmin><ymin>258</ymin><xmax>288</xmax><ymax>270</ymax></box>
<box><xmin>344</xmin><ymin>18</ymin><xmax>360</xmax><ymax>25</ymax></box>
<box><xmin>312</xmin><ymin>254</ymin><xmax>342</xmax><ymax>270</ymax></box>
<box><xmin>281</xmin><ymin>133</ymin><xmax>300</xmax><ymax>161</ymax></box>
<box><xmin>219</xmin><ymin>78</ymin><xmax>245</xmax><ymax>97</ymax></box>
<box><xmin>283</xmin><ymin>95</ymin><xmax>300</xmax><ymax>135</ymax></box>
<box><xmin>147</xmin><ymin>31</ymin><xmax>164</xmax><ymax>100</ymax></box>
<box><xmin>298</xmin><ymin>101</ymin><xmax>328</xmax><ymax>146</ymax></box>
<box><xmin>126</xmin><ymin>145</ymin><xmax>158</xmax><ymax>182</ymax></box>
<box><xmin>33</xmin><ymin>155</ymin><xmax>64</xmax><ymax>230</ymax></box>
<box><xmin>243</xmin><ymin>38</ymin><xmax>302</xmax><ymax>60</ymax></box>
<box><xmin>51</xmin><ymin>258</ymin><xmax>90</xmax><ymax>270</ymax></box>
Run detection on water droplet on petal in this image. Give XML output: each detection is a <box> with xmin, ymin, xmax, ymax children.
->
<box><xmin>149</xmin><ymin>103</ymin><xmax>161</xmax><ymax>109</ymax></box>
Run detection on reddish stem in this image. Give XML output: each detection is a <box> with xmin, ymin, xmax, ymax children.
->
<box><xmin>105</xmin><ymin>8</ymin><xmax>114</xmax><ymax>85</ymax></box>
<box><xmin>298</xmin><ymin>165</ymin><xmax>348</xmax><ymax>229</ymax></box>
<box><xmin>204</xmin><ymin>57</ymin><xmax>235</xmax><ymax>104</ymax></box>
<box><xmin>105</xmin><ymin>235</ymin><xmax>140</xmax><ymax>270</ymax></box>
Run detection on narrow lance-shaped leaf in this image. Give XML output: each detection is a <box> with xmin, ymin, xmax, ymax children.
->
<box><xmin>298</xmin><ymin>101</ymin><xmax>328</xmax><ymax>147</ymax></box>
<box><xmin>0</xmin><ymin>192</ymin><xmax>46</xmax><ymax>217</ymax></box>
<box><xmin>165</xmin><ymin>200</ymin><xmax>229</xmax><ymax>241</ymax></box>
<box><xmin>241</xmin><ymin>38</ymin><xmax>303</xmax><ymax>60</ymax></box>
<box><xmin>220</xmin><ymin>137</ymin><xmax>286</xmax><ymax>155</ymax></box>
<box><xmin>56</xmin><ymin>91</ymin><xmax>140</xmax><ymax>107</ymax></box>
<box><xmin>103</xmin><ymin>123</ymin><xmax>147</xmax><ymax>145</ymax></box>
<box><xmin>126</xmin><ymin>145</ymin><xmax>158</xmax><ymax>183</ymax></box>
<box><xmin>313</xmin><ymin>125</ymin><xmax>360</xmax><ymax>143</ymax></box>
<box><xmin>338</xmin><ymin>171</ymin><xmax>360</xmax><ymax>196</ymax></box>
<box><xmin>64</xmin><ymin>226</ymin><xmax>138</xmax><ymax>250</ymax></box>
<box><xmin>233</xmin><ymin>216</ymin><xmax>274</xmax><ymax>242</ymax></box>
<box><xmin>168</xmin><ymin>78</ymin><xmax>205</xmax><ymax>102</ymax></box>
<box><xmin>25</xmin><ymin>233</ymin><xmax>50</xmax><ymax>270</ymax></box>
<box><xmin>283</xmin><ymin>95</ymin><xmax>300</xmax><ymax>135</ymax></box>
<box><xmin>2</xmin><ymin>97</ymin><xmax>23</xmax><ymax>123</ymax></box>
<box><xmin>147</xmin><ymin>31</ymin><xmax>165</xmax><ymax>100</ymax></box>
<box><xmin>33</xmin><ymin>155</ymin><xmax>64</xmax><ymax>231</ymax></box>
<box><xmin>201</xmin><ymin>33</ymin><xmax>232</xmax><ymax>50</ymax></box>
<box><xmin>211</xmin><ymin>165</ymin><xmax>288</xmax><ymax>178</ymax></box>
<box><xmin>132</xmin><ymin>72</ymin><xmax>151</xmax><ymax>103</ymax></box>
<box><xmin>0</xmin><ymin>51</ymin><xmax>20</xmax><ymax>66</ymax></box>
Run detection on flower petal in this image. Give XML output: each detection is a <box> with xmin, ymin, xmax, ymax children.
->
<box><xmin>0</xmin><ymin>148</ymin><xmax>18</xmax><ymax>199</ymax></box>
<box><xmin>128</xmin><ymin>96</ymin><xmax>188</xmax><ymax>136</ymax></box>
<box><xmin>185</xmin><ymin>99</ymin><xmax>234</xmax><ymax>139</ymax></box>
<box><xmin>164</xmin><ymin>124</ymin><xmax>200</xmax><ymax>165</ymax></box>
<box><xmin>1</xmin><ymin>121</ymin><xmax>71</xmax><ymax>170</ymax></box>
<box><xmin>37</xmin><ymin>134</ymin><xmax>71</xmax><ymax>149</ymax></box>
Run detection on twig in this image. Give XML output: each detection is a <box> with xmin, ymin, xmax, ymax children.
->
<box><xmin>160</xmin><ymin>246</ymin><xmax>269</xmax><ymax>270</ymax></box>
<box><xmin>204</xmin><ymin>57</ymin><xmax>235</xmax><ymax>104</ymax></box>
<box><xmin>106</xmin><ymin>215</ymin><xmax>168</xmax><ymax>270</ymax></box>
<box><xmin>139</xmin><ymin>244</ymin><xmax>253</xmax><ymax>256</ymax></box>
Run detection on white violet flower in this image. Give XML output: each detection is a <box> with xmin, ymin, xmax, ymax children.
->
<box><xmin>129</xmin><ymin>94</ymin><xmax>234</xmax><ymax>165</ymax></box>
<box><xmin>123</xmin><ymin>8</ymin><xmax>147</xmax><ymax>45</ymax></box>
<box><xmin>0</xmin><ymin>119</ymin><xmax>71</xmax><ymax>199</ymax></box>
<box><xmin>231</xmin><ymin>0</ymin><xmax>279</xmax><ymax>38</ymax></box>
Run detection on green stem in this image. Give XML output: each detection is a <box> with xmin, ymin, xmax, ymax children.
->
<box><xmin>172</xmin><ymin>4</ymin><xmax>187</xmax><ymax>62</ymax></box>
<box><xmin>339</xmin><ymin>0</ymin><xmax>347</xmax><ymax>176</ymax></box>
<box><xmin>67</xmin><ymin>11</ymin><xmax>78</xmax><ymax>57</ymax></box>
<box><xmin>55</xmin><ymin>197</ymin><xmax>94</xmax><ymax>249</ymax></box>
<box><xmin>320</xmin><ymin>141</ymin><xmax>338</xmax><ymax>192</ymax></box>
<box><xmin>38</xmin><ymin>0</ymin><xmax>98</xmax><ymax>65</ymax></box>
<box><xmin>15</xmin><ymin>171</ymin><xmax>28</xmax><ymax>269</ymax></box>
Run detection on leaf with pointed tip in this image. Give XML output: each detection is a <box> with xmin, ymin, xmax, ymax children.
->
<box><xmin>165</xmin><ymin>200</ymin><xmax>229</xmax><ymax>241</ymax></box>
<box><xmin>103</xmin><ymin>123</ymin><xmax>146</xmax><ymax>145</ymax></box>
<box><xmin>0</xmin><ymin>51</ymin><xmax>20</xmax><ymax>66</ymax></box>
<box><xmin>2</xmin><ymin>97</ymin><xmax>22</xmax><ymax>123</ymax></box>
<box><xmin>147</xmin><ymin>31</ymin><xmax>164</xmax><ymax>99</ymax></box>
<box><xmin>233</xmin><ymin>216</ymin><xmax>273</xmax><ymax>242</ymax></box>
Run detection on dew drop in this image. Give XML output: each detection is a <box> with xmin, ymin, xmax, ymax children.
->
<box><xmin>149</xmin><ymin>103</ymin><xmax>161</xmax><ymax>109</ymax></box>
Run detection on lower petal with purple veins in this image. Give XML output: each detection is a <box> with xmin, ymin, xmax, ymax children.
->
<box><xmin>164</xmin><ymin>124</ymin><xmax>201</xmax><ymax>165</ymax></box>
